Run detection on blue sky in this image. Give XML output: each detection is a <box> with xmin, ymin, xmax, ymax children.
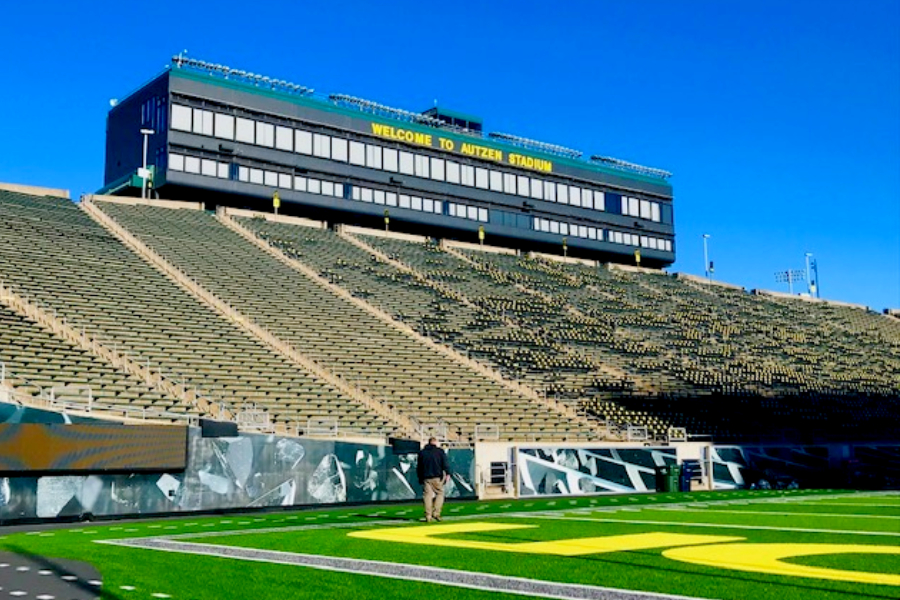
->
<box><xmin>1</xmin><ymin>0</ymin><xmax>898</xmax><ymax>309</ymax></box>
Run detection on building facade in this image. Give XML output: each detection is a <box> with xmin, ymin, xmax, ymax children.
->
<box><xmin>104</xmin><ymin>57</ymin><xmax>675</xmax><ymax>266</ymax></box>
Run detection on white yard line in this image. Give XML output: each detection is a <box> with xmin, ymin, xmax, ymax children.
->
<box><xmin>100</xmin><ymin>537</ymin><xmax>712</xmax><ymax>600</ymax></box>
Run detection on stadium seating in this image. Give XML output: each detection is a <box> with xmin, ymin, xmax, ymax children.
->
<box><xmin>0</xmin><ymin>188</ymin><xmax>896</xmax><ymax>443</ymax></box>
<box><xmin>93</xmin><ymin>201</ymin><xmax>597</xmax><ymax>442</ymax></box>
<box><xmin>0</xmin><ymin>190</ymin><xmax>388</xmax><ymax>435</ymax></box>
<box><xmin>0</xmin><ymin>304</ymin><xmax>177</xmax><ymax>415</ymax></box>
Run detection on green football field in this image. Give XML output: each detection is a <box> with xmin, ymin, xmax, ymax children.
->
<box><xmin>2</xmin><ymin>489</ymin><xmax>898</xmax><ymax>599</ymax></box>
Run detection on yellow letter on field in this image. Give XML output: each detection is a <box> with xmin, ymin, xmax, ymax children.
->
<box><xmin>349</xmin><ymin>522</ymin><xmax>741</xmax><ymax>556</ymax></box>
<box><xmin>664</xmin><ymin>543</ymin><xmax>900</xmax><ymax>586</ymax></box>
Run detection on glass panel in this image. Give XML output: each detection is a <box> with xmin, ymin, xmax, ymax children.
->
<box><xmin>386</xmin><ymin>192</ymin><xmax>398</xmax><ymax>206</ymax></box>
<box><xmin>214</xmin><ymin>113</ymin><xmax>234</xmax><ymax>140</ymax></box>
<box><xmin>446</xmin><ymin>161</ymin><xmax>460</xmax><ymax>183</ymax></box>
<box><xmin>629</xmin><ymin>197</ymin><xmax>640</xmax><ymax>216</ymax></box>
<box><xmin>295</xmin><ymin>176</ymin><xmax>307</xmax><ymax>191</ymax></box>
<box><xmin>349</xmin><ymin>141</ymin><xmax>365</xmax><ymax>165</ymax></box>
<box><xmin>171</xmin><ymin>105</ymin><xmax>192</xmax><ymax>131</ymax></box>
<box><xmin>238</xmin><ymin>166</ymin><xmax>249</xmax><ymax>181</ymax></box>
<box><xmin>313</xmin><ymin>134</ymin><xmax>331</xmax><ymax>158</ymax></box>
<box><xmin>530</xmin><ymin>178</ymin><xmax>543</xmax><ymax>200</ymax></box>
<box><xmin>184</xmin><ymin>156</ymin><xmax>200</xmax><ymax>174</ymax></box>
<box><xmin>640</xmin><ymin>199</ymin><xmax>651</xmax><ymax>220</ymax></box>
<box><xmin>399</xmin><ymin>194</ymin><xmax>410</xmax><ymax>208</ymax></box>
<box><xmin>651</xmin><ymin>202</ymin><xmax>660</xmax><ymax>222</ymax></box>
<box><xmin>503</xmin><ymin>173</ymin><xmax>516</xmax><ymax>194</ymax></box>
<box><xmin>257</xmin><ymin>122</ymin><xmax>275</xmax><ymax>147</ymax></box>
<box><xmin>461</xmin><ymin>165</ymin><xmax>475</xmax><ymax>186</ymax></box>
<box><xmin>467</xmin><ymin>206</ymin><xmax>477</xmax><ymax>220</ymax></box>
<box><xmin>295</xmin><ymin>130</ymin><xmax>313</xmax><ymax>154</ymax></box>
<box><xmin>414</xmin><ymin>154</ymin><xmax>429</xmax><ymax>177</ymax></box>
<box><xmin>361</xmin><ymin>188</ymin><xmax>373</xmax><ymax>202</ymax></box>
<box><xmin>264</xmin><ymin>171</ymin><xmax>278</xmax><ymax>186</ymax></box>
<box><xmin>331</xmin><ymin>137</ymin><xmax>348</xmax><ymax>162</ymax></box>
<box><xmin>236</xmin><ymin>118</ymin><xmax>255</xmax><ymax>143</ymax></box>
<box><xmin>582</xmin><ymin>189</ymin><xmax>594</xmax><ymax>210</ymax></box>
<box><xmin>200</xmin><ymin>159</ymin><xmax>216</xmax><ymax>176</ymax></box>
<box><xmin>192</xmin><ymin>109</ymin><xmax>212</xmax><ymax>135</ymax></box>
<box><xmin>275</xmin><ymin>126</ymin><xmax>293</xmax><ymax>151</ymax></box>
<box><xmin>168</xmin><ymin>153</ymin><xmax>184</xmax><ymax>171</ymax></box>
<box><xmin>374</xmin><ymin>190</ymin><xmax>385</xmax><ymax>204</ymax></box>
<box><xmin>383</xmin><ymin>147</ymin><xmax>398</xmax><ymax>171</ymax></box>
<box><xmin>351</xmin><ymin>185</ymin><xmax>360</xmax><ymax>200</ymax></box>
<box><xmin>411</xmin><ymin>196</ymin><xmax>423</xmax><ymax>211</ymax></box>
<box><xmin>399</xmin><ymin>151</ymin><xmax>414</xmax><ymax>174</ymax></box>
<box><xmin>321</xmin><ymin>181</ymin><xmax>334</xmax><ymax>196</ymax></box>
<box><xmin>431</xmin><ymin>157</ymin><xmax>445</xmax><ymax>181</ymax></box>
<box><xmin>550</xmin><ymin>221</ymin><xmax>560</xmax><ymax>234</ymax></box>
<box><xmin>308</xmin><ymin>178</ymin><xmax>321</xmax><ymax>194</ymax></box>
<box><xmin>475</xmin><ymin>168</ymin><xmax>488</xmax><ymax>189</ymax></box>
<box><xmin>366</xmin><ymin>145</ymin><xmax>383</xmax><ymax>169</ymax></box>
<box><xmin>334</xmin><ymin>183</ymin><xmax>344</xmax><ymax>197</ymax></box>
<box><xmin>594</xmin><ymin>191</ymin><xmax>605</xmax><ymax>211</ymax></box>
<box><xmin>490</xmin><ymin>170</ymin><xmax>503</xmax><ymax>191</ymax></box>
<box><xmin>517</xmin><ymin>176</ymin><xmax>529</xmax><ymax>197</ymax></box>
<box><xmin>279</xmin><ymin>173</ymin><xmax>292</xmax><ymax>188</ymax></box>
<box><xmin>569</xmin><ymin>186</ymin><xmax>581</xmax><ymax>207</ymax></box>
<box><xmin>478</xmin><ymin>208</ymin><xmax>488</xmax><ymax>222</ymax></box>
<box><xmin>544</xmin><ymin>181</ymin><xmax>556</xmax><ymax>202</ymax></box>
<box><xmin>249</xmin><ymin>168</ymin><xmax>263</xmax><ymax>184</ymax></box>
<box><xmin>557</xmin><ymin>183</ymin><xmax>568</xmax><ymax>204</ymax></box>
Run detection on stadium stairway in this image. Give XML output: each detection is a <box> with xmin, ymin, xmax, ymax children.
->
<box><xmin>87</xmin><ymin>199</ymin><xmax>599</xmax><ymax>442</ymax></box>
<box><xmin>81</xmin><ymin>196</ymin><xmax>407</xmax><ymax>439</ymax></box>
<box><xmin>224</xmin><ymin>210</ymin><xmax>607</xmax><ymax>440</ymax></box>
<box><xmin>0</xmin><ymin>189</ymin><xmax>391</xmax><ymax>437</ymax></box>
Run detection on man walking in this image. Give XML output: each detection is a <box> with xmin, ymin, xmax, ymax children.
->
<box><xmin>417</xmin><ymin>437</ymin><xmax>451</xmax><ymax>522</ymax></box>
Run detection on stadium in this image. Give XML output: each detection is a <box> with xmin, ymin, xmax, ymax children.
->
<box><xmin>0</xmin><ymin>54</ymin><xmax>898</xmax><ymax>600</ymax></box>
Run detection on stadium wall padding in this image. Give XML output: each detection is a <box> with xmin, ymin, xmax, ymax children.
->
<box><xmin>517</xmin><ymin>447</ymin><xmax>677</xmax><ymax>496</ymax></box>
<box><xmin>0</xmin><ymin>403</ymin><xmax>476</xmax><ymax>522</ymax></box>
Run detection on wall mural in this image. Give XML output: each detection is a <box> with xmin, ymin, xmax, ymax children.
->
<box><xmin>0</xmin><ymin>402</ymin><xmax>476</xmax><ymax>522</ymax></box>
<box><xmin>517</xmin><ymin>446</ymin><xmax>677</xmax><ymax>496</ymax></box>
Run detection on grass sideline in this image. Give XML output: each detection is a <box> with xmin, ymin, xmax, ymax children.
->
<box><xmin>2</xmin><ymin>489</ymin><xmax>898</xmax><ymax>599</ymax></box>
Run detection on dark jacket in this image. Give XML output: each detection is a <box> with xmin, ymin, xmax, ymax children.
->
<box><xmin>417</xmin><ymin>443</ymin><xmax>451</xmax><ymax>483</ymax></box>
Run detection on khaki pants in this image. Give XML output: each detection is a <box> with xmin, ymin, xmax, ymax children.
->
<box><xmin>423</xmin><ymin>477</ymin><xmax>445</xmax><ymax>520</ymax></box>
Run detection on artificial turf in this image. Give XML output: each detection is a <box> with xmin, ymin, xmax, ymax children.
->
<box><xmin>1</xmin><ymin>489</ymin><xmax>897</xmax><ymax>600</ymax></box>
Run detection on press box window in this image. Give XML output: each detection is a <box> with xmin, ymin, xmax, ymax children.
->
<box><xmin>171</xmin><ymin>105</ymin><xmax>192</xmax><ymax>132</ymax></box>
<box><xmin>332</xmin><ymin>137</ymin><xmax>348</xmax><ymax>162</ymax></box>
<box><xmin>256</xmin><ymin>122</ymin><xmax>275</xmax><ymax>148</ymax></box>
<box><xmin>214</xmin><ymin>114</ymin><xmax>234</xmax><ymax>140</ymax></box>
<box><xmin>275</xmin><ymin>126</ymin><xmax>293</xmax><ymax>151</ymax></box>
<box><xmin>349</xmin><ymin>141</ymin><xmax>365</xmax><ymax>165</ymax></box>
<box><xmin>236</xmin><ymin>118</ymin><xmax>255</xmax><ymax>144</ymax></box>
<box><xmin>295</xmin><ymin>130</ymin><xmax>313</xmax><ymax>155</ymax></box>
<box><xmin>313</xmin><ymin>134</ymin><xmax>331</xmax><ymax>158</ymax></box>
<box><xmin>383</xmin><ymin>148</ymin><xmax>398</xmax><ymax>171</ymax></box>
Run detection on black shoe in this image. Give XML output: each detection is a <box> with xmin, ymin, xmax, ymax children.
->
<box><xmin>433</xmin><ymin>516</ymin><xmax>442</xmax><ymax>522</ymax></box>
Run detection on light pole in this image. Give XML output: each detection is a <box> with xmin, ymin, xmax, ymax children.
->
<box><xmin>140</xmin><ymin>128</ymin><xmax>155</xmax><ymax>199</ymax></box>
<box><xmin>804</xmin><ymin>252</ymin><xmax>813</xmax><ymax>295</ymax></box>
<box><xmin>702</xmin><ymin>234</ymin><xmax>711</xmax><ymax>280</ymax></box>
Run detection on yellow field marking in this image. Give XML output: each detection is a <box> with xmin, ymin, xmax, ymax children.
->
<box><xmin>349</xmin><ymin>522</ymin><xmax>741</xmax><ymax>556</ymax></box>
<box><xmin>664</xmin><ymin>543</ymin><xmax>900</xmax><ymax>586</ymax></box>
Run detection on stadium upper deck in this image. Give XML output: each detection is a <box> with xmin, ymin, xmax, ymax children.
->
<box><xmin>103</xmin><ymin>56</ymin><xmax>675</xmax><ymax>267</ymax></box>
